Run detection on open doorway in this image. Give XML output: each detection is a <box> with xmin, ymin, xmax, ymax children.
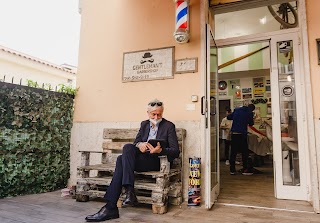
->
<box><xmin>211</xmin><ymin>0</ymin><xmax>314</xmax><ymax>212</ymax></box>
<box><xmin>216</xmin><ymin>41</ymin><xmax>276</xmax><ymax>208</ymax></box>
<box><xmin>215</xmin><ymin>36</ymin><xmax>313</xmax><ymax>212</ymax></box>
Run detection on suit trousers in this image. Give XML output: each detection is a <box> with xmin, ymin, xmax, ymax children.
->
<box><xmin>230</xmin><ymin>134</ymin><xmax>249</xmax><ymax>173</ymax></box>
<box><xmin>104</xmin><ymin>144</ymin><xmax>160</xmax><ymax>205</ymax></box>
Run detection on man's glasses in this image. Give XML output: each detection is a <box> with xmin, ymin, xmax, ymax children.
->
<box><xmin>149</xmin><ymin>102</ymin><xmax>163</xmax><ymax>107</ymax></box>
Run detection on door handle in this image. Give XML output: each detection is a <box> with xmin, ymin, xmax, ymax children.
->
<box><xmin>210</xmin><ymin>96</ymin><xmax>216</xmax><ymax>115</ymax></box>
<box><xmin>201</xmin><ymin>96</ymin><xmax>206</xmax><ymax>115</ymax></box>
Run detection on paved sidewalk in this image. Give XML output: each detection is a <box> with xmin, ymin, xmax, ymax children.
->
<box><xmin>1</xmin><ymin>191</ymin><xmax>320</xmax><ymax>223</ymax></box>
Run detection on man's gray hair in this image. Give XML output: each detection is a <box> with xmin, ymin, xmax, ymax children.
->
<box><xmin>147</xmin><ymin>99</ymin><xmax>164</xmax><ymax>112</ymax></box>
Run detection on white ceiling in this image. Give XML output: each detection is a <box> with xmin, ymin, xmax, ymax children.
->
<box><xmin>215</xmin><ymin>6</ymin><xmax>282</xmax><ymax>39</ymax></box>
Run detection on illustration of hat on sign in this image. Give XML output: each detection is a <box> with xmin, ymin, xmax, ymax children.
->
<box><xmin>143</xmin><ymin>52</ymin><xmax>152</xmax><ymax>58</ymax></box>
<box><xmin>141</xmin><ymin>52</ymin><xmax>154</xmax><ymax>64</ymax></box>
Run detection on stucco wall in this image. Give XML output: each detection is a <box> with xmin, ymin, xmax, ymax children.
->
<box><xmin>75</xmin><ymin>0</ymin><xmax>202</xmax><ymax>123</ymax></box>
<box><xmin>0</xmin><ymin>51</ymin><xmax>76</xmax><ymax>88</ymax></box>
<box><xmin>306</xmin><ymin>0</ymin><xmax>320</xmax><ymax>118</ymax></box>
<box><xmin>72</xmin><ymin>0</ymin><xmax>203</xmax><ymax>202</ymax></box>
<box><xmin>306</xmin><ymin>0</ymin><xmax>320</xmax><ymax>211</ymax></box>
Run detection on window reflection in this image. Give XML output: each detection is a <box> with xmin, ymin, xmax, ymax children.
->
<box><xmin>214</xmin><ymin>1</ymin><xmax>298</xmax><ymax>40</ymax></box>
<box><xmin>277</xmin><ymin>40</ymin><xmax>300</xmax><ymax>186</ymax></box>
<box><xmin>210</xmin><ymin>45</ymin><xmax>218</xmax><ymax>189</ymax></box>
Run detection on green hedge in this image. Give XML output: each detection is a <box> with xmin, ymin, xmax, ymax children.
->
<box><xmin>0</xmin><ymin>83</ymin><xmax>74</xmax><ymax>198</ymax></box>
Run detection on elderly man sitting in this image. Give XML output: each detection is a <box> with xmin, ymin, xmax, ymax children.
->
<box><xmin>85</xmin><ymin>99</ymin><xmax>180</xmax><ymax>222</ymax></box>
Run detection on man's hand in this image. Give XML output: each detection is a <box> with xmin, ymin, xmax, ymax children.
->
<box><xmin>137</xmin><ymin>142</ymin><xmax>149</xmax><ymax>153</ymax></box>
<box><xmin>147</xmin><ymin>142</ymin><xmax>162</xmax><ymax>154</ymax></box>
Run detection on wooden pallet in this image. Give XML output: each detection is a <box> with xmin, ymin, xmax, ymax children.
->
<box><xmin>76</xmin><ymin>128</ymin><xmax>186</xmax><ymax>214</ymax></box>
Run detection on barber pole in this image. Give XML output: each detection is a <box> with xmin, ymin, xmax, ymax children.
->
<box><xmin>173</xmin><ymin>0</ymin><xmax>190</xmax><ymax>43</ymax></box>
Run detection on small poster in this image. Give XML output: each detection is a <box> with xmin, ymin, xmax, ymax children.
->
<box><xmin>253</xmin><ymin>77</ymin><xmax>264</xmax><ymax>88</ymax></box>
<box><xmin>253</xmin><ymin>88</ymin><xmax>265</xmax><ymax>94</ymax></box>
<box><xmin>188</xmin><ymin>157</ymin><xmax>201</xmax><ymax>206</ymax></box>
<box><xmin>254</xmin><ymin>93</ymin><xmax>264</xmax><ymax>98</ymax></box>
<box><xmin>242</xmin><ymin>88</ymin><xmax>252</xmax><ymax>93</ymax></box>
<box><xmin>254</xmin><ymin>88</ymin><xmax>265</xmax><ymax>97</ymax></box>
<box><xmin>265</xmin><ymin>92</ymin><xmax>271</xmax><ymax>98</ymax></box>
<box><xmin>243</xmin><ymin>94</ymin><xmax>252</xmax><ymax>99</ymax></box>
<box><xmin>266</xmin><ymin>79</ymin><xmax>270</xmax><ymax>85</ymax></box>
<box><xmin>266</xmin><ymin>85</ymin><xmax>271</xmax><ymax>92</ymax></box>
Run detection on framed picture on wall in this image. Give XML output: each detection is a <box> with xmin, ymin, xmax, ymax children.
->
<box><xmin>253</xmin><ymin>77</ymin><xmax>264</xmax><ymax>88</ymax></box>
<box><xmin>243</xmin><ymin>94</ymin><xmax>252</xmax><ymax>99</ymax></box>
<box><xmin>266</xmin><ymin>79</ymin><xmax>270</xmax><ymax>85</ymax></box>
<box><xmin>242</xmin><ymin>88</ymin><xmax>252</xmax><ymax>93</ymax></box>
<box><xmin>266</xmin><ymin>85</ymin><xmax>271</xmax><ymax>91</ymax></box>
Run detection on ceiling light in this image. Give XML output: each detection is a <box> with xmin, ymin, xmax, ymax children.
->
<box><xmin>260</xmin><ymin>16</ymin><xmax>267</xmax><ymax>25</ymax></box>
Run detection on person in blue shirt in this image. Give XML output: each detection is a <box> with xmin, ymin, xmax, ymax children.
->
<box><xmin>227</xmin><ymin>104</ymin><xmax>255</xmax><ymax>175</ymax></box>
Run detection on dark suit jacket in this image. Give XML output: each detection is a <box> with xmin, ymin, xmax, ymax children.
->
<box><xmin>133</xmin><ymin>118</ymin><xmax>180</xmax><ymax>162</ymax></box>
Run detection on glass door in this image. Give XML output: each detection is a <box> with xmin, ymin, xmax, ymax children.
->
<box><xmin>205</xmin><ymin>24</ymin><xmax>219</xmax><ymax>208</ymax></box>
<box><xmin>270</xmin><ymin>32</ymin><xmax>308</xmax><ymax>200</ymax></box>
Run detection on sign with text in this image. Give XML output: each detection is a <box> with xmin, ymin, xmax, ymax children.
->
<box><xmin>122</xmin><ymin>47</ymin><xmax>174</xmax><ymax>82</ymax></box>
<box><xmin>175</xmin><ymin>58</ymin><xmax>198</xmax><ymax>74</ymax></box>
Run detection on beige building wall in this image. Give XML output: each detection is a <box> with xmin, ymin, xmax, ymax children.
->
<box><xmin>306</xmin><ymin>0</ymin><xmax>320</xmax><ymax>211</ymax></box>
<box><xmin>0</xmin><ymin>48</ymin><xmax>76</xmax><ymax>88</ymax></box>
<box><xmin>306</xmin><ymin>0</ymin><xmax>320</xmax><ymax>118</ymax></box>
<box><xmin>74</xmin><ymin>0</ymin><xmax>201</xmax><ymax>122</ymax></box>
<box><xmin>71</xmin><ymin>0</ymin><xmax>203</xmax><ymax>200</ymax></box>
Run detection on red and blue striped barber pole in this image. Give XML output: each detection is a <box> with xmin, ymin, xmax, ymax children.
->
<box><xmin>174</xmin><ymin>0</ymin><xmax>190</xmax><ymax>43</ymax></box>
<box><xmin>176</xmin><ymin>0</ymin><xmax>188</xmax><ymax>30</ymax></box>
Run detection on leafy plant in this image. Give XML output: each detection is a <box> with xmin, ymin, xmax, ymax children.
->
<box><xmin>26</xmin><ymin>79</ymin><xmax>39</xmax><ymax>88</ymax></box>
<box><xmin>26</xmin><ymin>79</ymin><xmax>78</xmax><ymax>96</ymax></box>
<box><xmin>57</xmin><ymin>84</ymin><xmax>78</xmax><ymax>95</ymax></box>
<box><xmin>0</xmin><ymin>82</ymin><xmax>74</xmax><ymax>198</ymax></box>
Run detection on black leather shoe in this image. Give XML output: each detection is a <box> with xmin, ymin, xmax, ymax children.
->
<box><xmin>122</xmin><ymin>191</ymin><xmax>138</xmax><ymax>207</ymax></box>
<box><xmin>85</xmin><ymin>206</ymin><xmax>119</xmax><ymax>222</ymax></box>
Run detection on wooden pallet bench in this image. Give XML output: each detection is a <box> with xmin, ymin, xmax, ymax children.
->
<box><xmin>76</xmin><ymin>128</ymin><xmax>186</xmax><ymax>214</ymax></box>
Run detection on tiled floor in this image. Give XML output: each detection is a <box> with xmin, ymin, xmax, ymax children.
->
<box><xmin>218</xmin><ymin>158</ymin><xmax>314</xmax><ymax>212</ymax></box>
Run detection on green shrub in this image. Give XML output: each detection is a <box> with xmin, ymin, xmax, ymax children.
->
<box><xmin>0</xmin><ymin>82</ymin><xmax>74</xmax><ymax>198</ymax></box>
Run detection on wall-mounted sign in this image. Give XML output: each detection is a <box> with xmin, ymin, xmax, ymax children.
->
<box><xmin>122</xmin><ymin>47</ymin><xmax>174</xmax><ymax>82</ymax></box>
<box><xmin>282</xmin><ymin>85</ymin><xmax>294</xmax><ymax>97</ymax></box>
<box><xmin>253</xmin><ymin>88</ymin><xmax>265</xmax><ymax>94</ymax></box>
<box><xmin>175</xmin><ymin>57</ymin><xmax>198</xmax><ymax>74</ymax></box>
